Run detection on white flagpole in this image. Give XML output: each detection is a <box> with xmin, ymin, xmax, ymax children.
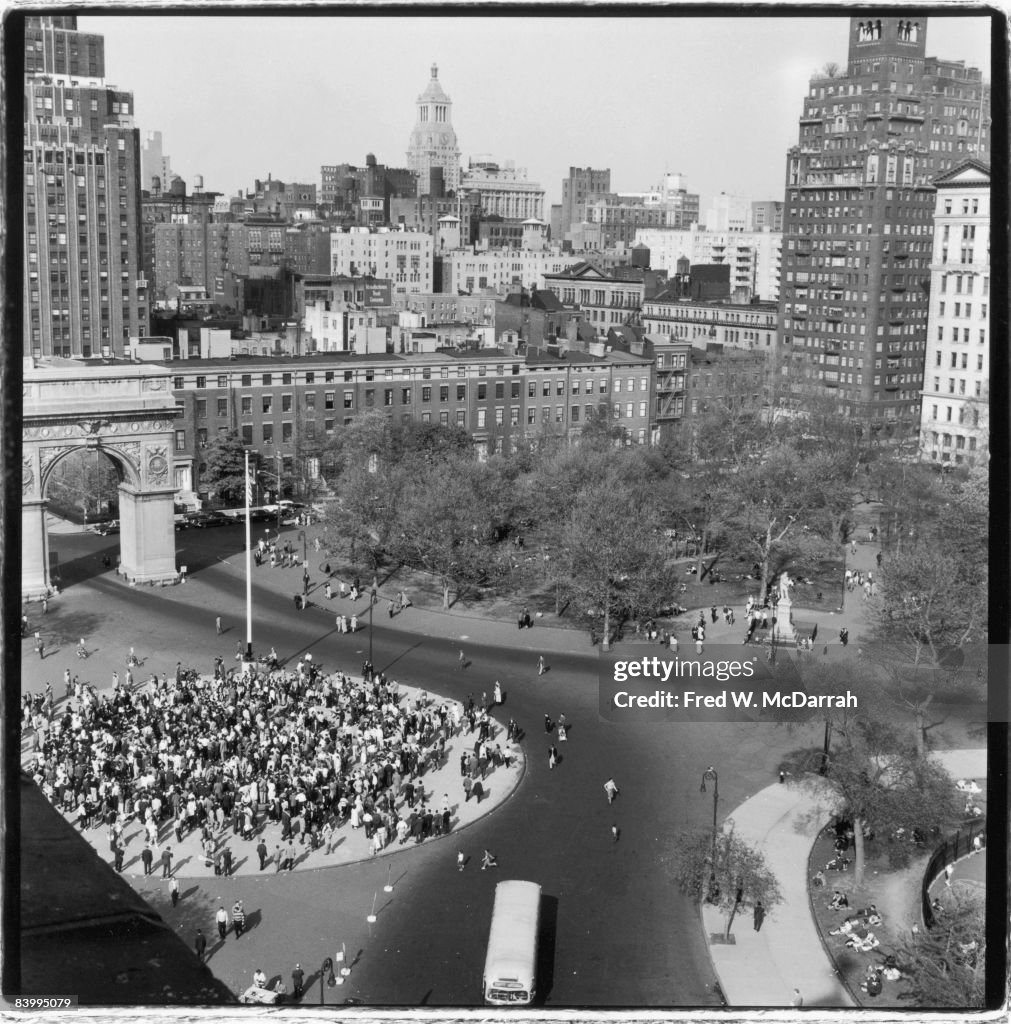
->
<box><xmin>245</xmin><ymin>450</ymin><xmax>253</xmax><ymax>661</ymax></box>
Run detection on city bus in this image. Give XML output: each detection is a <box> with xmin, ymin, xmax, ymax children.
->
<box><xmin>482</xmin><ymin>880</ymin><xmax>542</xmax><ymax>1006</ymax></box>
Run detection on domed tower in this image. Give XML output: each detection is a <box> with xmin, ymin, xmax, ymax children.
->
<box><xmin>407</xmin><ymin>63</ymin><xmax>461</xmax><ymax>196</ymax></box>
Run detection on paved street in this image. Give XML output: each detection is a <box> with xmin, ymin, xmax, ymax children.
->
<box><xmin>21</xmin><ymin>521</ymin><xmax>826</xmax><ymax>1007</ymax></box>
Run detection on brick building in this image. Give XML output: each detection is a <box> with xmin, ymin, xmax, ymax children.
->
<box><xmin>777</xmin><ymin>15</ymin><xmax>990</xmax><ymax>424</ymax></box>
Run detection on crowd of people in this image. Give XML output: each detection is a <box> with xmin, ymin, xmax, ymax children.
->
<box><xmin>22</xmin><ymin>649</ymin><xmax>519</xmax><ymax>871</ymax></box>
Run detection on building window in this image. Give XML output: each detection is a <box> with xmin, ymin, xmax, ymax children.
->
<box><xmin>495</xmin><ymin>408</ymin><xmax>504</xmax><ymax>426</ymax></box>
<box><xmin>174</xmin><ymin>429</ymin><xmax>186</xmax><ymax>452</ymax></box>
<box><xmin>457</xmin><ymin>384</ymin><xmax>466</xmax><ymax>400</ymax></box>
<box><xmin>262</xmin><ymin>396</ymin><xmax>272</xmax><ymax>413</ymax></box>
<box><xmin>456</xmin><ymin>410</ymin><xmax>466</xmax><ymax>427</ymax></box>
<box><xmin>262</xmin><ymin>424</ymin><xmax>274</xmax><ymax>444</ymax></box>
<box><xmin>571</xmin><ymin>406</ymin><xmax>580</xmax><ymax>422</ymax></box>
<box><xmin>384</xmin><ymin>389</ymin><xmax>393</xmax><ymax>407</ymax></box>
<box><xmin>440</xmin><ymin>386</ymin><xmax>449</xmax><ymax>402</ymax></box>
<box><xmin>217</xmin><ymin>398</ymin><xmax>228</xmax><ymax>417</ymax></box>
<box><xmin>262</xmin><ymin>374</ymin><xmax>272</xmax><ymax>386</ymax></box>
<box><xmin>282</xmin><ymin>394</ymin><xmax>293</xmax><ymax>412</ymax></box>
<box><xmin>196</xmin><ymin>399</ymin><xmax>207</xmax><ymax>419</ymax></box>
<box><xmin>365</xmin><ymin>389</ymin><xmax>375</xmax><ymax>407</ymax></box>
<box><xmin>216</xmin><ymin>375</ymin><xmax>227</xmax><ymax>388</ymax></box>
<box><xmin>477</xmin><ymin>409</ymin><xmax>486</xmax><ymax>428</ymax></box>
<box><xmin>324</xmin><ymin>419</ymin><xmax>335</xmax><ymax>435</ymax></box>
<box><xmin>282</xmin><ymin>422</ymin><xmax>293</xmax><ymax>443</ymax></box>
<box><xmin>402</xmin><ymin>388</ymin><xmax>412</xmax><ymax>404</ymax></box>
<box><xmin>196</xmin><ymin>376</ymin><xmax>206</xmax><ymax>389</ymax></box>
<box><xmin>239</xmin><ymin>425</ymin><xmax>251</xmax><ymax>445</ymax></box>
<box><xmin>440</xmin><ymin>411</ymin><xmax>450</xmax><ymax>426</ymax></box>
<box><xmin>305</xmin><ymin>392</ymin><xmax>316</xmax><ymax>409</ymax></box>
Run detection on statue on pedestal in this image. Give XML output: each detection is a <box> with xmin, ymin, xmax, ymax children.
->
<box><xmin>777</xmin><ymin>572</ymin><xmax>793</xmax><ymax>603</ymax></box>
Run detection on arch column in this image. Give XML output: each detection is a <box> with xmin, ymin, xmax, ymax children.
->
<box><xmin>117</xmin><ymin>483</ymin><xmax>178</xmax><ymax>585</ymax></box>
<box><xmin>22</xmin><ymin>498</ymin><xmax>51</xmax><ymax>599</ymax></box>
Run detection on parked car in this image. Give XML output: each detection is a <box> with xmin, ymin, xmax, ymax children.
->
<box><xmin>185</xmin><ymin>511</ymin><xmax>231</xmax><ymax>528</ymax></box>
<box><xmin>96</xmin><ymin>519</ymin><xmax>120</xmax><ymax>535</ymax></box>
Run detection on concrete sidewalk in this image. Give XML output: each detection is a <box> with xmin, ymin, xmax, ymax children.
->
<box><xmin>702</xmin><ymin>779</ymin><xmax>853</xmax><ymax>1008</ymax></box>
<box><xmin>702</xmin><ymin>745</ymin><xmax>987</xmax><ymax>1008</ymax></box>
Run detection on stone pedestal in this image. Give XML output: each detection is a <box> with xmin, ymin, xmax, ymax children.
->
<box><xmin>117</xmin><ymin>484</ymin><xmax>179</xmax><ymax>586</ymax></box>
<box><xmin>21</xmin><ymin>499</ymin><xmax>51</xmax><ymax>600</ymax></box>
<box><xmin>772</xmin><ymin>597</ymin><xmax>798</xmax><ymax>644</ymax></box>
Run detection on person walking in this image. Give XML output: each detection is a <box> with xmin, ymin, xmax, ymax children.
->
<box><xmin>161</xmin><ymin>846</ymin><xmax>173</xmax><ymax>878</ymax></box>
<box><xmin>231</xmin><ymin>900</ymin><xmax>245</xmax><ymax>939</ymax></box>
<box><xmin>493</xmin><ymin>681</ymin><xmax>503</xmax><ymax>705</ymax></box>
<box><xmin>216</xmin><ymin>616</ymin><xmax>222</xmax><ymax>635</ymax></box>
<box><xmin>611</xmin><ymin>824</ymin><xmax>620</xmax><ymax>842</ymax></box>
<box><xmin>458</xmin><ymin>649</ymin><xmax>466</xmax><ymax>669</ymax></box>
<box><xmin>753</xmin><ymin>900</ymin><xmax>766</xmax><ymax>931</ymax></box>
<box><xmin>537</xmin><ymin>655</ymin><xmax>546</xmax><ymax>676</ymax></box>
<box><xmin>481</xmin><ymin>849</ymin><xmax>498</xmax><ymax>870</ymax></box>
<box><xmin>458</xmin><ymin>850</ymin><xmax>466</xmax><ymax>871</ymax></box>
<box><xmin>839</xmin><ymin>627</ymin><xmax>849</xmax><ymax>647</ymax></box>
<box><xmin>194</xmin><ymin>929</ymin><xmax>207</xmax><ymax>962</ymax></box>
<box><xmin>170</xmin><ymin>877</ymin><xmax>180</xmax><ymax>907</ymax></box>
<box><xmin>548</xmin><ymin>745</ymin><xmax>558</xmax><ymax>770</ymax></box>
<box><xmin>141</xmin><ymin>844</ymin><xmax>153</xmax><ymax>876</ymax></box>
<box><xmin>215</xmin><ymin>903</ymin><xmax>228</xmax><ymax>942</ymax></box>
<box><xmin>604</xmin><ymin>778</ymin><xmax>619</xmax><ymax>804</ymax></box>
<box><xmin>256</xmin><ymin>838</ymin><xmax>268</xmax><ymax>870</ymax></box>
<box><xmin>291</xmin><ymin>964</ymin><xmax>305</xmax><ymax>1001</ymax></box>
<box><xmin>544</xmin><ymin>714</ymin><xmax>554</xmax><ymax>734</ymax></box>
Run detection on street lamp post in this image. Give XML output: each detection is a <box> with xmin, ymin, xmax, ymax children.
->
<box><xmin>298</xmin><ymin>530</ymin><xmax>308</xmax><ymax>596</ymax></box>
<box><xmin>700</xmin><ymin>765</ymin><xmax>719</xmax><ymax>902</ymax></box>
<box><xmin>319</xmin><ymin>956</ymin><xmax>335</xmax><ymax>1005</ymax></box>
<box><xmin>368</xmin><ymin>596</ymin><xmax>374</xmax><ymax>664</ymax></box>
<box><xmin>274</xmin><ymin>452</ymin><xmax>283</xmax><ymax>536</ymax></box>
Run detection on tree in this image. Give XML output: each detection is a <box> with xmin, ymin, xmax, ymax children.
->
<box><xmin>395</xmin><ymin>459</ymin><xmax>496</xmax><ymax>609</ymax></box>
<box><xmin>203</xmin><ymin>430</ymin><xmax>248</xmax><ymax>506</ymax></box>
<box><xmin>566</xmin><ymin>473</ymin><xmax>675</xmax><ymax>648</ymax></box>
<box><xmin>898</xmin><ymin>888</ymin><xmax>985</xmax><ymax>1008</ymax></box>
<box><xmin>325</xmin><ymin>461</ymin><xmax>405</xmax><ymax>572</ymax></box>
<box><xmin>664</xmin><ymin>827</ymin><xmax>782</xmax><ymax>941</ymax></box>
<box><xmin>791</xmin><ymin>719</ymin><xmax>961</xmax><ymax>886</ymax></box>
<box><xmin>719</xmin><ymin>442</ymin><xmax>822</xmax><ymax>605</ymax></box>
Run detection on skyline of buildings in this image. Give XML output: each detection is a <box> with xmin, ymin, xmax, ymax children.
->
<box><xmin>19</xmin><ymin>13</ymin><xmax>995</xmax><ymax>466</ymax></box>
<box><xmin>75</xmin><ymin>13</ymin><xmax>991</xmax><ymax>210</ymax></box>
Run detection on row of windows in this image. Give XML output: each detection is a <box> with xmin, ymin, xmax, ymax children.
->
<box><xmin>191</xmin><ymin>375</ymin><xmax>654</xmax><ymax>417</ymax></box>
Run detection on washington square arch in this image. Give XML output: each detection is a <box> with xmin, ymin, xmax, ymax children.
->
<box><xmin>21</xmin><ymin>357</ymin><xmax>181</xmax><ymax>599</ymax></box>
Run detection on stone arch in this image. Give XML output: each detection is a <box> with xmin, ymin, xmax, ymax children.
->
<box><xmin>22</xmin><ymin>359</ymin><xmax>180</xmax><ymax>599</ymax></box>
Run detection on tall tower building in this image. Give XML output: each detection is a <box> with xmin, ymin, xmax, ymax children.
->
<box><xmin>24</xmin><ymin>15</ymin><xmax>148</xmax><ymax>358</ymax></box>
<box><xmin>406</xmin><ymin>64</ymin><xmax>461</xmax><ymax>197</ymax></box>
<box><xmin>777</xmin><ymin>16</ymin><xmax>990</xmax><ymax>425</ymax></box>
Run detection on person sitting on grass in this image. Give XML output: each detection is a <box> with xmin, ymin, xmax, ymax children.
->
<box><xmin>846</xmin><ymin>931</ymin><xmax>880</xmax><ymax>952</ymax></box>
<box><xmin>811</xmin><ymin>869</ymin><xmax>826</xmax><ymax>888</ymax></box>
<box><xmin>828</xmin><ymin>889</ymin><xmax>849</xmax><ymax>911</ymax></box>
<box><xmin>860</xmin><ymin>965</ymin><xmax>883</xmax><ymax>997</ymax></box>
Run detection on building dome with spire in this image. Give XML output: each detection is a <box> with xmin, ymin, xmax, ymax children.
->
<box><xmin>406</xmin><ymin>63</ymin><xmax>461</xmax><ymax>197</ymax></box>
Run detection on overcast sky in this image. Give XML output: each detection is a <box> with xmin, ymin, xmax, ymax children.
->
<box><xmin>81</xmin><ymin>11</ymin><xmax>993</xmax><ymax>213</ymax></box>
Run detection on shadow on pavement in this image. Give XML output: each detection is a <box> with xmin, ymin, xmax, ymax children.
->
<box><xmin>535</xmin><ymin>893</ymin><xmax>559</xmax><ymax>1006</ymax></box>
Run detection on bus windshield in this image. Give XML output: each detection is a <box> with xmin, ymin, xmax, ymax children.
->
<box><xmin>483</xmin><ymin>880</ymin><xmax>541</xmax><ymax>1006</ymax></box>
